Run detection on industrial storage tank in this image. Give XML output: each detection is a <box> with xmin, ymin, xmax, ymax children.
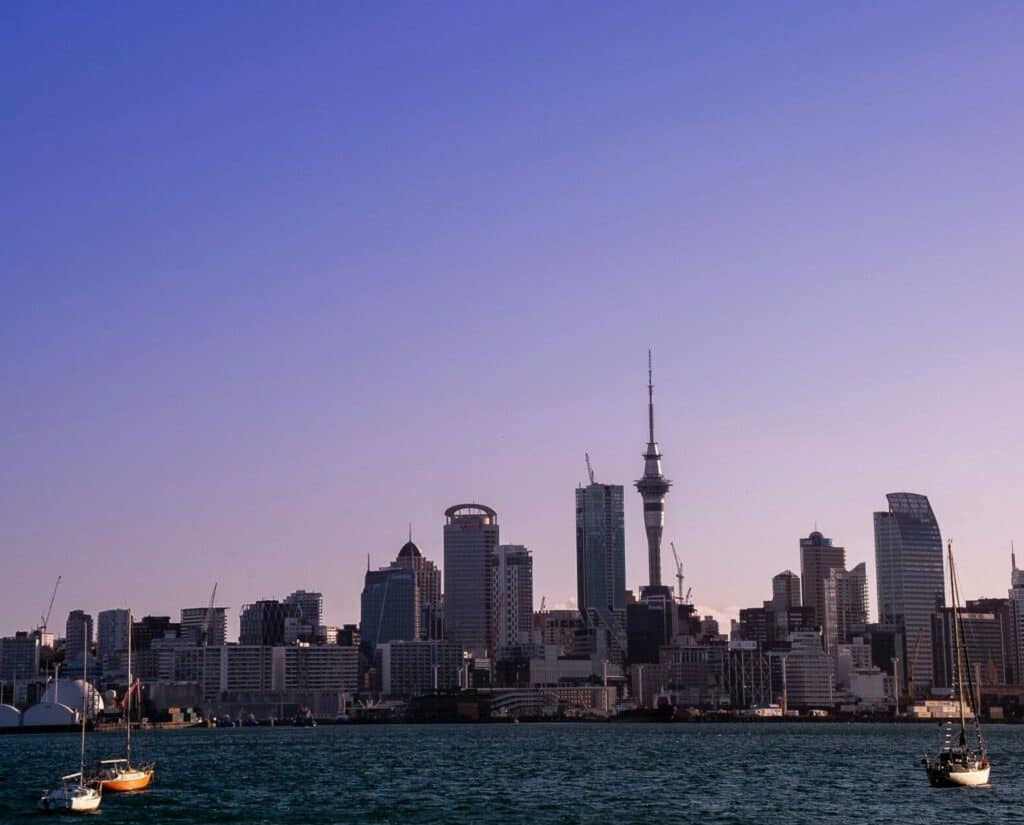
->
<box><xmin>23</xmin><ymin>702</ymin><xmax>77</xmax><ymax>727</ymax></box>
<box><xmin>0</xmin><ymin>704</ymin><xmax>21</xmax><ymax>728</ymax></box>
<box><xmin>40</xmin><ymin>679</ymin><xmax>104</xmax><ymax>718</ymax></box>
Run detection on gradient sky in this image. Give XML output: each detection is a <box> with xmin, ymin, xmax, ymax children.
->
<box><xmin>3</xmin><ymin>2</ymin><xmax>1023</xmax><ymax>639</ymax></box>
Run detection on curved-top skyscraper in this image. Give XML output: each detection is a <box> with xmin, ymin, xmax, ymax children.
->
<box><xmin>635</xmin><ymin>351</ymin><xmax>671</xmax><ymax>589</ymax></box>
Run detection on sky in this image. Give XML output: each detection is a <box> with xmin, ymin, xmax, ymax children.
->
<box><xmin>2</xmin><ymin>2</ymin><xmax>1023</xmax><ymax>639</ymax></box>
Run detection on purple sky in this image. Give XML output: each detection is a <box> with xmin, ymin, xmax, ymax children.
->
<box><xmin>3</xmin><ymin>3</ymin><xmax>1023</xmax><ymax>638</ymax></box>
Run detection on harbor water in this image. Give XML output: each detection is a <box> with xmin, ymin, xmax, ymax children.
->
<box><xmin>1</xmin><ymin>722</ymin><xmax>1021</xmax><ymax>823</ymax></box>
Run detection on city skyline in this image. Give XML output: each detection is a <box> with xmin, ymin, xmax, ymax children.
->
<box><xmin>3</xmin><ymin>3</ymin><xmax>1023</xmax><ymax>637</ymax></box>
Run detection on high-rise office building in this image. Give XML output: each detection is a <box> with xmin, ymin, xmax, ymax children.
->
<box><xmin>443</xmin><ymin>504</ymin><xmax>499</xmax><ymax>659</ymax></box>
<box><xmin>65</xmin><ymin>610</ymin><xmax>93</xmax><ymax>657</ymax></box>
<box><xmin>874</xmin><ymin>492</ymin><xmax>945</xmax><ymax>695</ymax></box>
<box><xmin>283</xmin><ymin>590</ymin><xmax>323</xmax><ymax>632</ymax></box>
<box><xmin>97</xmin><ymin>608</ymin><xmax>130</xmax><ymax>667</ymax></box>
<box><xmin>822</xmin><ymin>562</ymin><xmax>868</xmax><ymax>653</ymax></box>
<box><xmin>392</xmin><ymin>535</ymin><xmax>443</xmax><ymax>636</ymax></box>
<box><xmin>180</xmin><ymin>606</ymin><xmax>227</xmax><ymax>647</ymax></box>
<box><xmin>800</xmin><ymin>530</ymin><xmax>846</xmax><ymax>630</ymax></box>
<box><xmin>634</xmin><ymin>352</ymin><xmax>671</xmax><ymax>589</ymax></box>
<box><xmin>1008</xmin><ymin>551</ymin><xmax>1024</xmax><ymax>685</ymax></box>
<box><xmin>494</xmin><ymin>544</ymin><xmax>534</xmax><ymax>656</ymax></box>
<box><xmin>576</xmin><ymin>481</ymin><xmax>627</xmax><ymax>663</ymax></box>
<box><xmin>360</xmin><ymin>564</ymin><xmax>418</xmax><ymax>657</ymax></box>
<box><xmin>931</xmin><ymin>606</ymin><xmax>1005</xmax><ymax>693</ymax></box>
<box><xmin>772</xmin><ymin>571</ymin><xmax>802</xmax><ymax>610</ymax></box>
<box><xmin>239</xmin><ymin>600</ymin><xmax>299</xmax><ymax>646</ymax></box>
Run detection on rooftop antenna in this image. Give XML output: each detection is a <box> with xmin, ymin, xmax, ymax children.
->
<box><xmin>408</xmin><ymin>522</ymin><xmax>412</xmax><ymax>543</ymax></box>
<box><xmin>1013</xmin><ymin>541</ymin><xmax>1017</xmax><ymax>572</ymax></box>
<box><xmin>585</xmin><ymin>453</ymin><xmax>596</xmax><ymax>485</ymax></box>
<box><xmin>367</xmin><ymin>553</ymin><xmax>370</xmax><ymax>573</ymax></box>
<box><xmin>647</xmin><ymin>349</ymin><xmax>655</xmax><ymax>444</ymax></box>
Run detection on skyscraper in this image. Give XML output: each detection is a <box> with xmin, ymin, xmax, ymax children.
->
<box><xmin>283</xmin><ymin>590</ymin><xmax>324</xmax><ymax>632</ymax></box>
<box><xmin>494</xmin><ymin>544</ymin><xmax>534</xmax><ymax>655</ymax></box>
<box><xmin>392</xmin><ymin>533</ymin><xmax>443</xmax><ymax>637</ymax></box>
<box><xmin>65</xmin><ymin>610</ymin><xmax>93</xmax><ymax>657</ymax></box>
<box><xmin>771</xmin><ymin>570</ymin><xmax>802</xmax><ymax>610</ymax></box>
<box><xmin>360</xmin><ymin>565</ymin><xmax>418</xmax><ymax>658</ymax></box>
<box><xmin>576</xmin><ymin>481</ymin><xmax>627</xmax><ymax>663</ymax></box>
<box><xmin>1008</xmin><ymin>550</ymin><xmax>1024</xmax><ymax>685</ymax></box>
<box><xmin>799</xmin><ymin>530</ymin><xmax>846</xmax><ymax>630</ymax></box>
<box><xmin>97</xmin><ymin>608</ymin><xmax>130</xmax><ymax>667</ymax></box>
<box><xmin>180</xmin><ymin>606</ymin><xmax>227</xmax><ymax>647</ymax></box>
<box><xmin>443</xmin><ymin>504</ymin><xmax>499</xmax><ymax>658</ymax></box>
<box><xmin>634</xmin><ymin>351</ymin><xmax>671</xmax><ymax>589</ymax></box>
<box><xmin>822</xmin><ymin>562</ymin><xmax>868</xmax><ymax>653</ymax></box>
<box><xmin>239</xmin><ymin>600</ymin><xmax>299</xmax><ymax>646</ymax></box>
<box><xmin>874</xmin><ymin>492</ymin><xmax>945</xmax><ymax>695</ymax></box>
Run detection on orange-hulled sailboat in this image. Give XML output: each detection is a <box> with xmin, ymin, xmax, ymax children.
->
<box><xmin>95</xmin><ymin>611</ymin><xmax>154</xmax><ymax>792</ymax></box>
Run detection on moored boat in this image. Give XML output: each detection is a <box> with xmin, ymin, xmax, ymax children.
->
<box><xmin>94</xmin><ymin>610</ymin><xmax>155</xmax><ymax>793</ymax></box>
<box><xmin>40</xmin><ymin>620</ymin><xmax>102</xmax><ymax>813</ymax></box>
<box><xmin>922</xmin><ymin>540</ymin><xmax>991</xmax><ymax>788</ymax></box>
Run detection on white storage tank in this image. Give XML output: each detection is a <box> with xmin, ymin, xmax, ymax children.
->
<box><xmin>23</xmin><ymin>702</ymin><xmax>77</xmax><ymax>727</ymax></box>
<box><xmin>40</xmin><ymin>679</ymin><xmax>104</xmax><ymax>718</ymax></box>
<box><xmin>0</xmin><ymin>703</ymin><xmax>21</xmax><ymax>727</ymax></box>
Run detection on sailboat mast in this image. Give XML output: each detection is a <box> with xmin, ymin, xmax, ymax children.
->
<box><xmin>80</xmin><ymin>617</ymin><xmax>87</xmax><ymax>778</ymax></box>
<box><xmin>126</xmin><ymin>610</ymin><xmax>132</xmax><ymax>765</ymax></box>
<box><xmin>948</xmin><ymin>542</ymin><xmax>968</xmax><ymax>735</ymax></box>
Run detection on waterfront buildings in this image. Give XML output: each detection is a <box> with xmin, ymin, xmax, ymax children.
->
<box><xmin>376</xmin><ymin>639</ymin><xmax>463</xmax><ymax>697</ymax></box>
<box><xmin>634</xmin><ymin>352</ymin><xmax>672</xmax><ymax>589</ymax></box>
<box><xmin>576</xmin><ymin>481</ymin><xmax>627</xmax><ymax>664</ymax></box>
<box><xmin>444</xmin><ymin>504</ymin><xmax>499</xmax><ymax>659</ymax></box>
<box><xmin>494</xmin><ymin>544</ymin><xmax>534</xmax><ymax>656</ymax></box>
<box><xmin>778</xmin><ymin>632</ymin><xmax>835</xmax><ymax>709</ymax></box>
<box><xmin>874</xmin><ymin>492</ymin><xmax>945</xmax><ymax>695</ymax></box>
<box><xmin>65</xmin><ymin>610</ymin><xmax>93</xmax><ymax>657</ymax></box>
<box><xmin>799</xmin><ymin>530</ymin><xmax>846</xmax><ymax>630</ymax></box>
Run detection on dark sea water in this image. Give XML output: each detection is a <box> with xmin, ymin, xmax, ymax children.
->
<box><xmin>0</xmin><ymin>722</ymin><xmax>1020</xmax><ymax>824</ymax></box>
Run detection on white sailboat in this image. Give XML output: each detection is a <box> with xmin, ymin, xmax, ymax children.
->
<box><xmin>39</xmin><ymin>620</ymin><xmax>102</xmax><ymax>813</ymax></box>
<box><xmin>922</xmin><ymin>540</ymin><xmax>991</xmax><ymax>787</ymax></box>
<box><xmin>95</xmin><ymin>609</ymin><xmax>155</xmax><ymax>792</ymax></box>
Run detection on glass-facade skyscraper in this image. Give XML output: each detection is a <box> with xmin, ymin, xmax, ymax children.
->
<box><xmin>443</xmin><ymin>504</ymin><xmax>499</xmax><ymax>659</ymax></box>
<box><xmin>874</xmin><ymin>492</ymin><xmax>945</xmax><ymax>695</ymax></box>
<box><xmin>576</xmin><ymin>482</ymin><xmax>627</xmax><ymax>663</ymax></box>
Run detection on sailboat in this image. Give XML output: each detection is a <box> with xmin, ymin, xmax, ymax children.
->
<box><xmin>922</xmin><ymin>540</ymin><xmax>991</xmax><ymax>787</ymax></box>
<box><xmin>94</xmin><ymin>610</ymin><xmax>155</xmax><ymax>792</ymax></box>
<box><xmin>39</xmin><ymin>620</ymin><xmax>102</xmax><ymax>813</ymax></box>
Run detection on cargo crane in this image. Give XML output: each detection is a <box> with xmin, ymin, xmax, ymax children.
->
<box><xmin>904</xmin><ymin>628</ymin><xmax>925</xmax><ymax>700</ymax></box>
<box><xmin>39</xmin><ymin>575</ymin><xmax>62</xmax><ymax>637</ymax></box>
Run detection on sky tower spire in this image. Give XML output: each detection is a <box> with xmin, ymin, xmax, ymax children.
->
<box><xmin>635</xmin><ymin>350</ymin><xmax>672</xmax><ymax>589</ymax></box>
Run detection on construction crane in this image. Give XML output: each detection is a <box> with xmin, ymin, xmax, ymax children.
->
<box><xmin>669</xmin><ymin>543</ymin><xmax>691</xmax><ymax>605</ymax></box>
<box><xmin>585</xmin><ymin>453</ymin><xmax>596</xmax><ymax>485</ymax></box>
<box><xmin>905</xmin><ymin>628</ymin><xmax>925</xmax><ymax>698</ymax></box>
<box><xmin>200</xmin><ymin>583</ymin><xmax>218</xmax><ymax>647</ymax></box>
<box><xmin>539</xmin><ymin>595</ymin><xmax>546</xmax><ymax>614</ymax></box>
<box><xmin>39</xmin><ymin>575</ymin><xmax>62</xmax><ymax>635</ymax></box>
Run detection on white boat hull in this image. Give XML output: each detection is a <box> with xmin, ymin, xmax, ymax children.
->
<box><xmin>946</xmin><ymin>765</ymin><xmax>990</xmax><ymax>787</ymax></box>
<box><xmin>39</xmin><ymin>784</ymin><xmax>102</xmax><ymax>813</ymax></box>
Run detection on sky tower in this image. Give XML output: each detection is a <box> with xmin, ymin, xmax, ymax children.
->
<box><xmin>635</xmin><ymin>350</ymin><xmax>672</xmax><ymax>589</ymax></box>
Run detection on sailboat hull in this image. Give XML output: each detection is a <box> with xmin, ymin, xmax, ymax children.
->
<box><xmin>38</xmin><ymin>785</ymin><xmax>102</xmax><ymax>813</ymax></box>
<box><xmin>925</xmin><ymin>761</ymin><xmax>990</xmax><ymax>788</ymax></box>
<box><xmin>98</xmin><ymin>766</ymin><xmax>154</xmax><ymax>792</ymax></box>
